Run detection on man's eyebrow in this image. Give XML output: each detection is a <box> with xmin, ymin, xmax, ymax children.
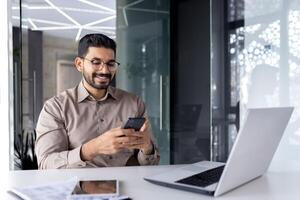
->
<box><xmin>91</xmin><ymin>57</ymin><xmax>116</xmax><ymax>62</ymax></box>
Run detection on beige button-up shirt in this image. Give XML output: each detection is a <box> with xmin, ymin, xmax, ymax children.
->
<box><xmin>35</xmin><ymin>82</ymin><xmax>160</xmax><ymax>169</ymax></box>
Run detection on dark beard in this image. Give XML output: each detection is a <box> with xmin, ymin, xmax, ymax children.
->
<box><xmin>83</xmin><ymin>72</ymin><xmax>112</xmax><ymax>89</ymax></box>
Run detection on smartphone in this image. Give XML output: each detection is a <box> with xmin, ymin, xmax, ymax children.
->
<box><xmin>123</xmin><ymin>117</ymin><xmax>146</xmax><ymax>131</ymax></box>
<box><xmin>68</xmin><ymin>180</ymin><xmax>119</xmax><ymax>200</ymax></box>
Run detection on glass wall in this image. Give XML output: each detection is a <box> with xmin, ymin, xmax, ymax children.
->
<box><xmin>12</xmin><ymin>0</ymin><xmax>117</xmax><ymax>169</ymax></box>
<box><xmin>242</xmin><ymin>0</ymin><xmax>300</xmax><ymax>171</ymax></box>
<box><xmin>212</xmin><ymin>0</ymin><xmax>300</xmax><ymax>171</ymax></box>
<box><xmin>211</xmin><ymin>0</ymin><xmax>242</xmax><ymax>161</ymax></box>
<box><xmin>214</xmin><ymin>0</ymin><xmax>300</xmax><ymax>169</ymax></box>
<box><xmin>116</xmin><ymin>0</ymin><xmax>170</xmax><ymax>164</ymax></box>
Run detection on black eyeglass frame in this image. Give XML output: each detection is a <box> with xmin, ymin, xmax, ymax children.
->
<box><xmin>80</xmin><ymin>57</ymin><xmax>120</xmax><ymax>71</ymax></box>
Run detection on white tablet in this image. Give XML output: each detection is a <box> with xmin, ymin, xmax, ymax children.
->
<box><xmin>67</xmin><ymin>180</ymin><xmax>119</xmax><ymax>200</ymax></box>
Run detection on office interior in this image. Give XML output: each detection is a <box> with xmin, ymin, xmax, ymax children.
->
<box><xmin>1</xmin><ymin>0</ymin><xmax>300</xmax><ymax>173</ymax></box>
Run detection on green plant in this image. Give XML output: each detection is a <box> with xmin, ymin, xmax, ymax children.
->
<box><xmin>14</xmin><ymin>130</ymin><xmax>38</xmax><ymax>170</ymax></box>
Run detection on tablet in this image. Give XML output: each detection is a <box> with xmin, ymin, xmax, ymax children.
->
<box><xmin>68</xmin><ymin>180</ymin><xmax>119</xmax><ymax>199</ymax></box>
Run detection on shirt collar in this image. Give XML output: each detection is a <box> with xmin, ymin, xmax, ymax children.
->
<box><xmin>107</xmin><ymin>85</ymin><xmax>118</xmax><ymax>100</ymax></box>
<box><xmin>77</xmin><ymin>81</ymin><xmax>90</xmax><ymax>103</ymax></box>
<box><xmin>77</xmin><ymin>81</ymin><xmax>118</xmax><ymax>103</ymax></box>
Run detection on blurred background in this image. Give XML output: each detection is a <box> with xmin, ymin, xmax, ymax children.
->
<box><xmin>8</xmin><ymin>0</ymin><xmax>300</xmax><ymax>171</ymax></box>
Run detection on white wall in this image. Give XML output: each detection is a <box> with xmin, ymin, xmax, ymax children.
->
<box><xmin>0</xmin><ymin>0</ymin><xmax>11</xmax><ymax>173</ymax></box>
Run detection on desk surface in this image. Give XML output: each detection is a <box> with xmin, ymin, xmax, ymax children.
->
<box><xmin>2</xmin><ymin>164</ymin><xmax>300</xmax><ymax>200</ymax></box>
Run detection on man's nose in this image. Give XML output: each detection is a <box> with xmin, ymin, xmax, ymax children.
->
<box><xmin>99</xmin><ymin>63</ymin><xmax>110</xmax><ymax>73</ymax></box>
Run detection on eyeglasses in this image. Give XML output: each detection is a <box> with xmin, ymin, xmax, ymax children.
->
<box><xmin>81</xmin><ymin>57</ymin><xmax>120</xmax><ymax>72</ymax></box>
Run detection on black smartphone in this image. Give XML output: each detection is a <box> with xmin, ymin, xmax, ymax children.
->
<box><xmin>123</xmin><ymin>117</ymin><xmax>146</xmax><ymax>131</ymax></box>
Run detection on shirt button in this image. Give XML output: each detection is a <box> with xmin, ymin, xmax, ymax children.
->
<box><xmin>100</xmin><ymin>119</ymin><xmax>104</xmax><ymax>122</ymax></box>
<box><xmin>108</xmin><ymin>156</ymin><xmax>112</xmax><ymax>159</ymax></box>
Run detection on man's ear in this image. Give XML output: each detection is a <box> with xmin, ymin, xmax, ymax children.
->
<box><xmin>74</xmin><ymin>57</ymin><xmax>83</xmax><ymax>72</ymax></box>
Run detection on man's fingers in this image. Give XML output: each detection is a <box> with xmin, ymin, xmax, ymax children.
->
<box><xmin>120</xmin><ymin>131</ymin><xmax>143</xmax><ymax>138</ymax></box>
<box><xmin>113</xmin><ymin>128</ymin><xmax>134</xmax><ymax>137</ymax></box>
<box><xmin>140</xmin><ymin>119</ymin><xmax>149</xmax><ymax>132</ymax></box>
<box><xmin>116</xmin><ymin>135</ymin><xmax>140</xmax><ymax>143</ymax></box>
<box><xmin>110</xmin><ymin>126</ymin><xmax>122</xmax><ymax>131</ymax></box>
<box><xmin>126</xmin><ymin>144</ymin><xmax>144</xmax><ymax>150</ymax></box>
<box><xmin>116</xmin><ymin>136</ymin><xmax>144</xmax><ymax>146</ymax></box>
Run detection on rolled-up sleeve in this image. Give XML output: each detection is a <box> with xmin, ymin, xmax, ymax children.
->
<box><xmin>138</xmin><ymin>147</ymin><xmax>160</xmax><ymax>165</ymax></box>
<box><xmin>35</xmin><ymin>100</ymin><xmax>86</xmax><ymax>169</ymax></box>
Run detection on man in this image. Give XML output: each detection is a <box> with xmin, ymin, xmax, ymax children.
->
<box><xmin>35</xmin><ymin>33</ymin><xmax>160</xmax><ymax>169</ymax></box>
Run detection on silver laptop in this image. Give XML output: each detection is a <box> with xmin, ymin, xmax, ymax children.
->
<box><xmin>144</xmin><ymin>107</ymin><xmax>293</xmax><ymax>197</ymax></box>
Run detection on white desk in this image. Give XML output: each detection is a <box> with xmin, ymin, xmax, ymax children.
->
<box><xmin>2</xmin><ymin>165</ymin><xmax>300</xmax><ymax>200</ymax></box>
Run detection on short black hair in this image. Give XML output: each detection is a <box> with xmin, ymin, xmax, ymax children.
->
<box><xmin>78</xmin><ymin>33</ymin><xmax>116</xmax><ymax>57</ymax></box>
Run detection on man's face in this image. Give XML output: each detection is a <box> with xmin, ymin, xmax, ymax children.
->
<box><xmin>76</xmin><ymin>47</ymin><xmax>117</xmax><ymax>90</ymax></box>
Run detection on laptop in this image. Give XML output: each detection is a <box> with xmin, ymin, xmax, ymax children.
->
<box><xmin>144</xmin><ymin>107</ymin><xmax>294</xmax><ymax>197</ymax></box>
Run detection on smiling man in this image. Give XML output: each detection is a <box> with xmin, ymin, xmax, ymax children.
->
<box><xmin>35</xmin><ymin>33</ymin><xmax>160</xmax><ymax>169</ymax></box>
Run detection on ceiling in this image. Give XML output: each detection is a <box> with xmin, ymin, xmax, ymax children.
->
<box><xmin>11</xmin><ymin>0</ymin><xmax>170</xmax><ymax>41</ymax></box>
<box><xmin>11</xmin><ymin>0</ymin><xmax>116</xmax><ymax>40</ymax></box>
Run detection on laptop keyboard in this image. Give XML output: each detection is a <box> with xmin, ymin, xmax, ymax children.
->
<box><xmin>176</xmin><ymin>165</ymin><xmax>225</xmax><ymax>187</ymax></box>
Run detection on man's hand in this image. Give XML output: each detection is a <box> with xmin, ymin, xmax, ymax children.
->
<box><xmin>80</xmin><ymin>127</ymin><xmax>131</xmax><ymax>161</ymax></box>
<box><xmin>80</xmin><ymin>122</ymin><xmax>153</xmax><ymax>161</ymax></box>
<box><xmin>126</xmin><ymin>120</ymin><xmax>154</xmax><ymax>155</ymax></box>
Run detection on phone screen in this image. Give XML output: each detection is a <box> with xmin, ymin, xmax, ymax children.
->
<box><xmin>71</xmin><ymin>180</ymin><xmax>118</xmax><ymax>196</ymax></box>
